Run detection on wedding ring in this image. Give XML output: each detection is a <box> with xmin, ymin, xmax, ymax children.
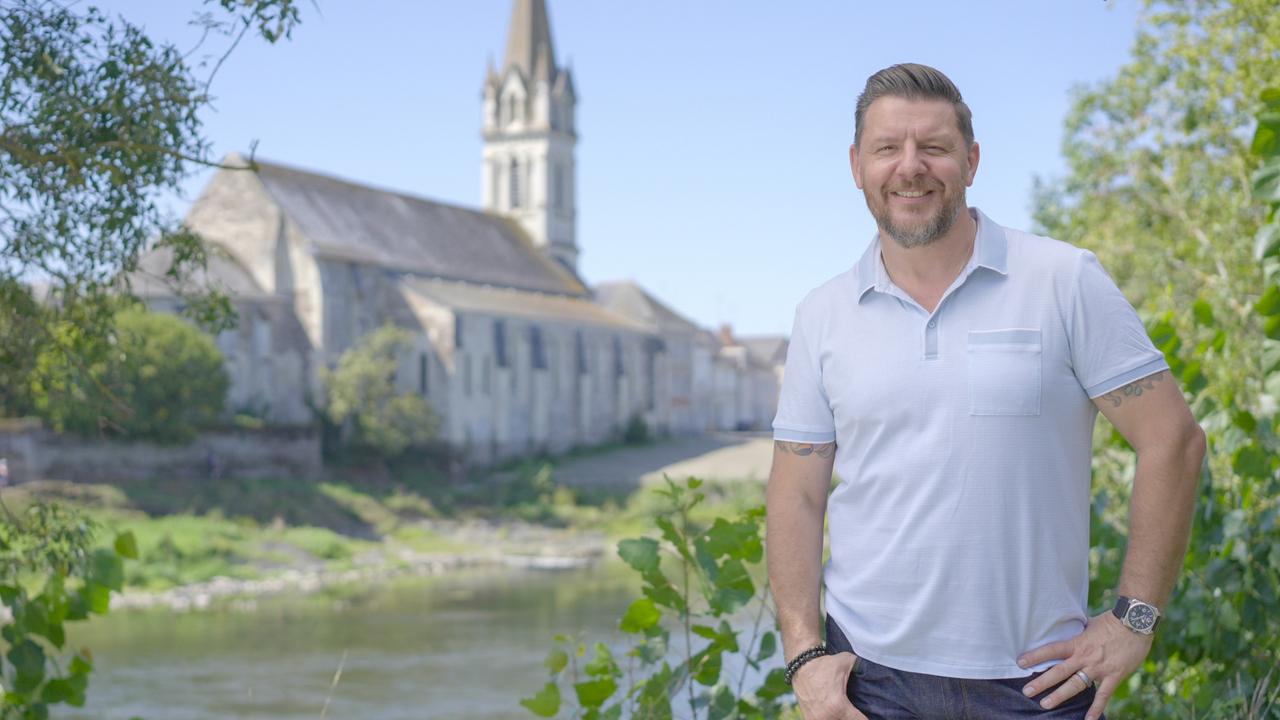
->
<box><xmin>1075</xmin><ymin>670</ymin><xmax>1094</xmax><ymax>687</ymax></box>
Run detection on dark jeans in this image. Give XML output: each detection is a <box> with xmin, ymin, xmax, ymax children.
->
<box><xmin>825</xmin><ymin>615</ymin><xmax>1102</xmax><ymax>720</ymax></box>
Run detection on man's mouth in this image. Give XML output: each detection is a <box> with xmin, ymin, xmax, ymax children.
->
<box><xmin>890</xmin><ymin>190</ymin><xmax>931</xmax><ymax>198</ymax></box>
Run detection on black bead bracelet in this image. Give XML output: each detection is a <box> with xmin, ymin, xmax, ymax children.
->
<box><xmin>783</xmin><ymin>643</ymin><xmax>831</xmax><ymax>685</ymax></box>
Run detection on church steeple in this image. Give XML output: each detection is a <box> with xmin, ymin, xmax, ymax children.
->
<box><xmin>504</xmin><ymin>0</ymin><xmax>555</xmax><ymax>83</ymax></box>
<box><xmin>482</xmin><ymin>0</ymin><xmax>579</xmax><ymax>274</ymax></box>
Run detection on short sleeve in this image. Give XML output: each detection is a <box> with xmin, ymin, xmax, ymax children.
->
<box><xmin>772</xmin><ymin>305</ymin><xmax>836</xmax><ymax>443</ymax></box>
<box><xmin>1068</xmin><ymin>251</ymin><xmax>1169</xmax><ymax>398</ymax></box>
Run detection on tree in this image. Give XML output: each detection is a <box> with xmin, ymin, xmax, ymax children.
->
<box><xmin>30</xmin><ymin>306</ymin><xmax>230</xmax><ymax>443</ymax></box>
<box><xmin>0</xmin><ymin>0</ymin><xmax>304</xmax><ymax>421</ymax></box>
<box><xmin>1034</xmin><ymin>1</ymin><xmax>1280</xmax><ymax>715</ymax></box>
<box><xmin>323</xmin><ymin>324</ymin><xmax>440</xmax><ymax>458</ymax></box>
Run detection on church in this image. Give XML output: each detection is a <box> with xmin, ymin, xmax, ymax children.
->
<box><xmin>136</xmin><ymin>0</ymin><xmax>783</xmax><ymax>463</ymax></box>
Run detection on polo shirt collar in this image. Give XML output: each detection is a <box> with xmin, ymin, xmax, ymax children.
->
<box><xmin>855</xmin><ymin>207</ymin><xmax>1008</xmax><ymax>302</ymax></box>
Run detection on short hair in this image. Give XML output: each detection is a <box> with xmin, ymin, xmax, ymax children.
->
<box><xmin>854</xmin><ymin>63</ymin><xmax>974</xmax><ymax>149</ymax></box>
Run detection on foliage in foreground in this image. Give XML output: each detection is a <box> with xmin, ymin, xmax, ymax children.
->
<box><xmin>28</xmin><ymin>307</ymin><xmax>229</xmax><ymax>443</ymax></box>
<box><xmin>522</xmin><ymin>478</ymin><xmax>789</xmax><ymax>720</ymax></box>
<box><xmin>0</xmin><ymin>497</ymin><xmax>136</xmax><ymax>717</ymax></box>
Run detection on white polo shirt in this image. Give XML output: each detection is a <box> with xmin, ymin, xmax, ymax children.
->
<box><xmin>772</xmin><ymin>209</ymin><xmax>1167</xmax><ymax>679</ymax></box>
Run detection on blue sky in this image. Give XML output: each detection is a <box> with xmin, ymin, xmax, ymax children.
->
<box><xmin>101</xmin><ymin>1</ymin><xmax>1144</xmax><ymax>336</ymax></box>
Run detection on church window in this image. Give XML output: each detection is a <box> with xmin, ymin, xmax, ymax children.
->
<box><xmin>494</xmin><ymin>319</ymin><xmax>508</xmax><ymax>367</ymax></box>
<box><xmin>464</xmin><ymin>354</ymin><xmax>473</xmax><ymax>397</ymax></box>
<box><xmin>483</xmin><ymin>356</ymin><xmax>492</xmax><ymax>395</ymax></box>
<box><xmin>507</xmin><ymin>94</ymin><xmax>518</xmax><ymax>124</ymax></box>
<box><xmin>575</xmin><ymin>331</ymin><xmax>587</xmax><ymax>375</ymax></box>
<box><xmin>419</xmin><ymin>352</ymin><xmax>429</xmax><ymax>396</ymax></box>
<box><xmin>530</xmin><ymin>326</ymin><xmax>546</xmax><ymax>370</ymax></box>
<box><xmin>613</xmin><ymin>336</ymin><xmax>625</xmax><ymax>378</ymax></box>
<box><xmin>509</xmin><ymin>158</ymin><xmax>521</xmax><ymax>209</ymax></box>
<box><xmin>455</xmin><ymin>316</ymin><xmax>464</xmax><ymax>349</ymax></box>
<box><xmin>550</xmin><ymin>102</ymin><xmax>559</xmax><ymax>130</ymax></box>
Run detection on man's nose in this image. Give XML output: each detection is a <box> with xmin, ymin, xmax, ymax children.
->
<box><xmin>896</xmin><ymin>144</ymin><xmax>926</xmax><ymax>177</ymax></box>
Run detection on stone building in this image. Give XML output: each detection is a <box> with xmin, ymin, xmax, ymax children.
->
<box><xmin>136</xmin><ymin>0</ymin><xmax>783</xmax><ymax>462</ymax></box>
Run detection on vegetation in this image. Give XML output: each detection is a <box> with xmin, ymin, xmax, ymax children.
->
<box><xmin>322</xmin><ymin>324</ymin><xmax>440</xmax><ymax>458</ymax></box>
<box><xmin>0</xmin><ymin>497</ymin><xmax>135</xmax><ymax>717</ymax></box>
<box><xmin>0</xmin><ymin>0</ymin><xmax>302</xmax><ymax>425</ymax></box>
<box><xmin>522</xmin><ymin>478</ymin><xmax>788</xmax><ymax>720</ymax></box>
<box><xmin>28</xmin><ymin>307</ymin><xmax>229</xmax><ymax>443</ymax></box>
<box><xmin>1034</xmin><ymin>1</ymin><xmax>1280</xmax><ymax>715</ymax></box>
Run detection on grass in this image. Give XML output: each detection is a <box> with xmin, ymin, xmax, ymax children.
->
<box><xmin>2</xmin><ymin>442</ymin><xmax>766</xmax><ymax>596</ymax></box>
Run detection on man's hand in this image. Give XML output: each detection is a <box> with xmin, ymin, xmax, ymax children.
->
<box><xmin>792</xmin><ymin>652</ymin><xmax>867</xmax><ymax>720</ymax></box>
<box><xmin>1017</xmin><ymin>611</ymin><xmax>1153</xmax><ymax>720</ymax></box>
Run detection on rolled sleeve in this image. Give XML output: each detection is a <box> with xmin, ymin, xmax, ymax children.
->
<box><xmin>1068</xmin><ymin>251</ymin><xmax>1170</xmax><ymax>398</ymax></box>
<box><xmin>772</xmin><ymin>305</ymin><xmax>836</xmax><ymax>443</ymax></box>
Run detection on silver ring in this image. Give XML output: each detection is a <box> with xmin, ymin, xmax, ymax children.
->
<box><xmin>1075</xmin><ymin>670</ymin><xmax>1094</xmax><ymax>687</ymax></box>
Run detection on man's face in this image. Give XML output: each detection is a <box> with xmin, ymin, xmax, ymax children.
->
<box><xmin>850</xmin><ymin>96</ymin><xmax>980</xmax><ymax>249</ymax></box>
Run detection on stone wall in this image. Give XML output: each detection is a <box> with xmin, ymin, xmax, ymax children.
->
<box><xmin>0</xmin><ymin>420</ymin><xmax>322</xmax><ymax>484</ymax></box>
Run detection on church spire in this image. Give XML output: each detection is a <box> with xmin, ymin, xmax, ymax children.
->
<box><xmin>503</xmin><ymin>0</ymin><xmax>556</xmax><ymax>82</ymax></box>
<box><xmin>483</xmin><ymin>0</ymin><xmax>579</xmax><ymax>274</ymax></box>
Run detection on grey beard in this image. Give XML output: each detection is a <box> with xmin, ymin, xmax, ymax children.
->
<box><xmin>874</xmin><ymin>190</ymin><xmax>966</xmax><ymax>249</ymax></box>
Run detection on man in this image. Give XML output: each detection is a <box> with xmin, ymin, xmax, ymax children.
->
<box><xmin>766</xmin><ymin>63</ymin><xmax>1205</xmax><ymax>720</ymax></box>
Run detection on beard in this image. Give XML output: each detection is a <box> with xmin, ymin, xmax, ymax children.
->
<box><xmin>866</xmin><ymin>183</ymin><xmax>967</xmax><ymax>249</ymax></box>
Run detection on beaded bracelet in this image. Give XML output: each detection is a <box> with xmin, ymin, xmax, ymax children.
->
<box><xmin>783</xmin><ymin>643</ymin><xmax>831</xmax><ymax>685</ymax></box>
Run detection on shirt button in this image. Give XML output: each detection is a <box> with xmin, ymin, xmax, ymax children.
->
<box><xmin>927</xmin><ymin>320</ymin><xmax>937</xmax><ymax>328</ymax></box>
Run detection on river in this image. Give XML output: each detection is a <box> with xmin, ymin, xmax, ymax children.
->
<box><xmin>58</xmin><ymin>563</ymin><xmax>639</xmax><ymax>719</ymax></box>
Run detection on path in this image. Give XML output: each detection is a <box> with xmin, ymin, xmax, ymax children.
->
<box><xmin>548</xmin><ymin>431</ymin><xmax>774</xmax><ymax>492</ymax></box>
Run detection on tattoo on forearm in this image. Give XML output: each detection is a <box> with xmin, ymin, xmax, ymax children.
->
<box><xmin>1100</xmin><ymin>370</ymin><xmax>1168</xmax><ymax>408</ymax></box>
<box><xmin>775</xmin><ymin>441</ymin><xmax>835</xmax><ymax>458</ymax></box>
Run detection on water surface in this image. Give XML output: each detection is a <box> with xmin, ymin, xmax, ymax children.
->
<box><xmin>59</xmin><ymin>564</ymin><xmax>637</xmax><ymax>719</ymax></box>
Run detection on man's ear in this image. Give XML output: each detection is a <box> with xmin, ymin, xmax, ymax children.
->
<box><xmin>849</xmin><ymin>144</ymin><xmax>863</xmax><ymax>189</ymax></box>
<box><xmin>965</xmin><ymin>141</ymin><xmax>980</xmax><ymax>186</ymax></box>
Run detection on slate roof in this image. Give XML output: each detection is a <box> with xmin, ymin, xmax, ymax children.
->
<box><xmin>251</xmin><ymin>159</ymin><xmax>586</xmax><ymax>297</ymax></box>
<box><xmin>594</xmin><ymin>281</ymin><xmax>702</xmax><ymax>334</ymax></box>
<box><xmin>401</xmin><ymin>276</ymin><xmax>644</xmax><ymax>330</ymax></box>
<box><xmin>130</xmin><ymin>244</ymin><xmax>272</xmax><ymax>300</ymax></box>
<box><xmin>737</xmin><ymin>336</ymin><xmax>789</xmax><ymax>366</ymax></box>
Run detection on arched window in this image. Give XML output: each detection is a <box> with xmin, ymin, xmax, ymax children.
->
<box><xmin>507</xmin><ymin>94</ymin><xmax>519</xmax><ymax>124</ymax></box>
<box><xmin>509</xmin><ymin>158</ymin><xmax>521</xmax><ymax>209</ymax></box>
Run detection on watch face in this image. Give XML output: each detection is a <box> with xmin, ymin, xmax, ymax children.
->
<box><xmin>1127</xmin><ymin>603</ymin><xmax>1157</xmax><ymax>631</ymax></box>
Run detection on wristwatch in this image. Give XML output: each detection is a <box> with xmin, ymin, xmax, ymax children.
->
<box><xmin>1112</xmin><ymin>596</ymin><xmax>1161</xmax><ymax>634</ymax></box>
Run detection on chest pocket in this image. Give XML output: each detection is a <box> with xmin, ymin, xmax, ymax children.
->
<box><xmin>967</xmin><ymin>328</ymin><xmax>1042</xmax><ymax>416</ymax></box>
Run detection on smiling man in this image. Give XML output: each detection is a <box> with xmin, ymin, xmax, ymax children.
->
<box><xmin>766</xmin><ymin>64</ymin><xmax>1205</xmax><ymax>720</ymax></box>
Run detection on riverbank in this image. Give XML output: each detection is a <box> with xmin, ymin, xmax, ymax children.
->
<box><xmin>4</xmin><ymin>436</ymin><xmax>770</xmax><ymax>611</ymax></box>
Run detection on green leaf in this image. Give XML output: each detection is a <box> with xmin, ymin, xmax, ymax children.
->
<box><xmin>1256</xmin><ymin>222</ymin><xmax>1280</xmax><ymax>261</ymax></box>
<box><xmin>708</xmin><ymin>685</ymin><xmax>736</xmax><ymax>720</ymax></box>
<box><xmin>694</xmin><ymin>650</ymin><xmax>722</xmax><ymax>686</ymax></box>
<box><xmin>8</xmin><ymin>639</ymin><xmax>46</xmax><ymax>694</ymax></box>
<box><xmin>1254</xmin><ymin>159</ymin><xmax>1280</xmax><ymax>203</ymax></box>
<box><xmin>619</xmin><ymin>597</ymin><xmax>661</xmax><ymax>633</ymax></box>
<box><xmin>643</xmin><ymin>582</ymin><xmax>686</xmax><ymax>613</ymax></box>
<box><xmin>584</xmin><ymin>643</ymin><xmax>619</xmax><ymax>678</ymax></box>
<box><xmin>1233</xmin><ymin>445</ymin><xmax>1271</xmax><ymax>479</ymax></box>
<box><xmin>687</xmin><ymin>477</ymin><xmax>703</xmax><ymax>489</ymax></box>
<box><xmin>70</xmin><ymin>653</ymin><xmax>93</xmax><ymax>675</ymax></box>
<box><xmin>519</xmin><ymin>682</ymin><xmax>561</xmax><ymax>718</ymax></box>
<box><xmin>757</xmin><ymin>631</ymin><xmax>777</xmax><ymax>662</ymax></box>
<box><xmin>691</xmin><ymin>624</ymin><xmax>720</xmax><ymax>641</ymax></box>
<box><xmin>709</xmin><ymin>558</ymin><xmax>755</xmax><ymax>615</ymax></box>
<box><xmin>1257</xmin><ymin>285</ymin><xmax>1280</xmax><ymax>317</ymax></box>
<box><xmin>114</xmin><ymin>531</ymin><xmax>139</xmax><ymax>560</ymax></box>
<box><xmin>83</xmin><ymin>583</ymin><xmax>111</xmax><ymax>615</ymax></box>
<box><xmin>40</xmin><ymin>679</ymin><xmax>75</xmax><ymax>704</ymax></box>
<box><xmin>755</xmin><ymin>668</ymin><xmax>791</xmax><ymax>701</ymax></box>
<box><xmin>1253</xmin><ymin>119</ymin><xmax>1279</xmax><ymax>158</ymax></box>
<box><xmin>617</xmin><ymin>538</ymin><xmax>660</xmax><ymax>575</ymax></box>
<box><xmin>543</xmin><ymin>648</ymin><xmax>568</xmax><ymax>675</ymax></box>
<box><xmin>1191</xmin><ymin>299</ymin><xmax>1215</xmax><ymax>327</ymax></box>
<box><xmin>1267</xmin><ymin>315</ymin><xmax>1280</xmax><ymax>341</ymax></box>
<box><xmin>574</xmin><ymin>677</ymin><xmax>617</xmax><ymax>708</ymax></box>
<box><xmin>90</xmin><ymin>548</ymin><xmax>124</xmax><ymax>592</ymax></box>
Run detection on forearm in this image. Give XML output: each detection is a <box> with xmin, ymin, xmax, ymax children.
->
<box><xmin>1117</xmin><ymin>426</ymin><xmax>1205</xmax><ymax>607</ymax></box>
<box><xmin>766</xmin><ymin>476</ymin><xmax>829</xmax><ymax>659</ymax></box>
